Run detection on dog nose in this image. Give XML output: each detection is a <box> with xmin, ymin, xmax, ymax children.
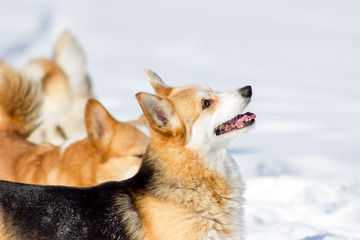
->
<box><xmin>238</xmin><ymin>86</ymin><xmax>252</xmax><ymax>98</ymax></box>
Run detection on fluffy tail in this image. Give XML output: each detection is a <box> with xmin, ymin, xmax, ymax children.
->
<box><xmin>0</xmin><ymin>62</ymin><xmax>42</xmax><ymax>136</ymax></box>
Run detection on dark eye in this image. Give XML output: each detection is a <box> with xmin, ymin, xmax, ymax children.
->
<box><xmin>202</xmin><ymin>99</ymin><xmax>212</xmax><ymax>109</ymax></box>
<box><xmin>133</xmin><ymin>154</ymin><xmax>144</xmax><ymax>158</ymax></box>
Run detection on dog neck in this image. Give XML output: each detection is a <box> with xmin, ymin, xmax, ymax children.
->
<box><xmin>132</xmin><ymin>141</ymin><xmax>240</xmax><ymax>239</ymax></box>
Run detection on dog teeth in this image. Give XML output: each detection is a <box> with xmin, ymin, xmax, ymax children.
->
<box><xmin>218</xmin><ymin>122</ymin><xmax>233</xmax><ymax>132</ymax></box>
<box><xmin>216</xmin><ymin>114</ymin><xmax>254</xmax><ymax>135</ymax></box>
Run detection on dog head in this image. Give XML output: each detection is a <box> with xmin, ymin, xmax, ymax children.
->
<box><xmin>85</xmin><ymin>99</ymin><xmax>149</xmax><ymax>181</ymax></box>
<box><xmin>137</xmin><ymin>70</ymin><xmax>255</xmax><ymax>154</ymax></box>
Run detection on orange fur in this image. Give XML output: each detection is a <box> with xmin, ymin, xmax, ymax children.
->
<box><xmin>138</xmin><ymin>196</ymin><xmax>207</xmax><ymax>240</ymax></box>
<box><xmin>0</xmin><ymin>63</ymin><xmax>40</xmax><ymax>136</ymax></box>
<box><xmin>9</xmin><ymin>101</ymin><xmax>147</xmax><ymax>187</ymax></box>
<box><xmin>0</xmin><ymin>64</ymin><xmax>149</xmax><ymax>186</ymax></box>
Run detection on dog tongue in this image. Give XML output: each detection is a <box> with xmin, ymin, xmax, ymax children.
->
<box><xmin>235</xmin><ymin>112</ymin><xmax>256</xmax><ymax>128</ymax></box>
<box><xmin>215</xmin><ymin>112</ymin><xmax>256</xmax><ymax>135</ymax></box>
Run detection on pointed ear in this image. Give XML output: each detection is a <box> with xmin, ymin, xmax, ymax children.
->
<box><xmin>53</xmin><ymin>30</ymin><xmax>90</xmax><ymax>96</ymax></box>
<box><xmin>85</xmin><ymin>99</ymin><xmax>117</xmax><ymax>148</ymax></box>
<box><xmin>144</xmin><ymin>69</ymin><xmax>173</xmax><ymax>97</ymax></box>
<box><xmin>136</xmin><ymin>92</ymin><xmax>181</xmax><ymax>136</ymax></box>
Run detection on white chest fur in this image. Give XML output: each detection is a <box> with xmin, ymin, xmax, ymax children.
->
<box><xmin>193</xmin><ymin>147</ymin><xmax>245</xmax><ymax>240</ymax></box>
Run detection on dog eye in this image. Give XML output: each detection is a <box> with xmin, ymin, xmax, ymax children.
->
<box><xmin>133</xmin><ymin>154</ymin><xmax>144</xmax><ymax>158</ymax></box>
<box><xmin>202</xmin><ymin>99</ymin><xmax>212</xmax><ymax>109</ymax></box>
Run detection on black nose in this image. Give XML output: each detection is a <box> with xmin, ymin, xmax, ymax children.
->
<box><xmin>239</xmin><ymin>86</ymin><xmax>252</xmax><ymax>98</ymax></box>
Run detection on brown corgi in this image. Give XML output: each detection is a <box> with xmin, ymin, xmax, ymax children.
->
<box><xmin>0</xmin><ymin>63</ymin><xmax>149</xmax><ymax>187</ymax></box>
<box><xmin>22</xmin><ymin>30</ymin><xmax>93</xmax><ymax>145</ymax></box>
<box><xmin>0</xmin><ymin>69</ymin><xmax>255</xmax><ymax>239</ymax></box>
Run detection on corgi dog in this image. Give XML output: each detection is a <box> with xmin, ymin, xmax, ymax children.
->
<box><xmin>0</xmin><ymin>63</ymin><xmax>149</xmax><ymax>187</ymax></box>
<box><xmin>0</xmin><ymin>69</ymin><xmax>255</xmax><ymax>239</ymax></box>
<box><xmin>22</xmin><ymin>30</ymin><xmax>93</xmax><ymax>145</ymax></box>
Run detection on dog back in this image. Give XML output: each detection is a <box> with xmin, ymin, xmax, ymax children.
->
<box><xmin>0</xmin><ymin>180</ymin><xmax>133</xmax><ymax>239</ymax></box>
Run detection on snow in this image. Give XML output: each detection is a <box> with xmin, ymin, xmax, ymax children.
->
<box><xmin>0</xmin><ymin>0</ymin><xmax>359</xmax><ymax>239</ymax></box>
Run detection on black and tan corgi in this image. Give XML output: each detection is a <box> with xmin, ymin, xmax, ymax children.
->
<box><xmin>0</xmin><ymin>70</ymin><xmax>255</xmax><ymax>240</ymax></box>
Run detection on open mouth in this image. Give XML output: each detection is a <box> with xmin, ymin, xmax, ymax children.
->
<box><xmin>214</xmin><ymin>112</ymin><xmax>256</xmax><ymax>136</ymax></box>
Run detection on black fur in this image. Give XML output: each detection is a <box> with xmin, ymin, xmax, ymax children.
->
<box><xmin>0</xmin><ymin>158</ymin><xmax>156</xmax><ymax>240</ymax></box>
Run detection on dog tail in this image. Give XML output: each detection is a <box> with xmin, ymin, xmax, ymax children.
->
<box><xmin>0</xmin><ymin>62</ymin><xmax>42</xmax><ymax>136</ymax></box>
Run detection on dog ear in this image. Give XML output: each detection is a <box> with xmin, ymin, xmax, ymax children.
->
<box><xmin>53</xmin><ymin>30</ymin><xmax>91</xmax><ymax>97</ymax></box>
<box><xmin>85</xmin><ymin>99</ymin><xmax>117</xmax><ymax>148</ymax></box>
<box><xmin>144</xmin><ymin>69</ymin><xmax>173</xmax><ymax>97</ymax></box>
<box><xmin>136</xmin><ymin>92</ymin><xmax>181</xmax><ymax>136</ymax></box>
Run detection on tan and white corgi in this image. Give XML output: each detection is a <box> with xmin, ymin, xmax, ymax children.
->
<box><xmin>22</xmin><ymin>30</ymin><xmax>93</xmax><ymax>145</ymax></box>
<box><xmin>0</xmin><ymin>63</ymin><xmax>149</xmax><ymax>187</ymax></box>
<box><xmin>0</xmin><ymin>69</ymin><xmax>255</xmax><ymax>240</ymax></box>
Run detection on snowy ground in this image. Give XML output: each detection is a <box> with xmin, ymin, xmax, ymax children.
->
<box><xmin>1</xmin><ymin>0</ymin><xmax>359</xmax><ymax>239</ymax></box>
